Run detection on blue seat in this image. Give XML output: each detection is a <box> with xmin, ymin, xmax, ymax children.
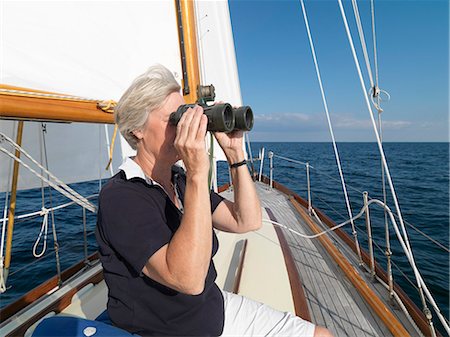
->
<box><xmin>95</xmin><ymin>310</ymin><xmax>112</xmax><ymax>325</ymax></box>
<box><xmin>32</xmin><ymin>316</ymin><xmax>135</xmax><ymax>337</ymax></box>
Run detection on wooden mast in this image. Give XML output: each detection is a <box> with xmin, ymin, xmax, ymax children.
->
<box><xmin>176</xmin><ymin>0</ymin><xmax>201</xmax><ymax>104</ymax></box>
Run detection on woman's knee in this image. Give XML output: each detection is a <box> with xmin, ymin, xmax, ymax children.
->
<box><xmin>313</xmin><ymin>326</ymin><xmax>334</xmax><ymax>337</ymax></box>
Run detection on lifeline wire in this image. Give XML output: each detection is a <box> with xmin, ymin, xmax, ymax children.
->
<box><xmin>272</xmin><ymin>153</ymin><xmax>449</xmax><ymax>252</ymax></box>
<box><xmin>264</xmin><ymin>196</ymin><xmax>449</xmax><ymax>333</ymax></box>
<box><xmin>336</xmin><ymin>0</ymin><xmax>448</xmax><ymax>332</ymax></box>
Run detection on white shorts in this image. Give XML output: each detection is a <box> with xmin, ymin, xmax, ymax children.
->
<box><xmin>220</xmin><ymin>291</ymin><xmax>316</xmax><ymax>337</ymax></box>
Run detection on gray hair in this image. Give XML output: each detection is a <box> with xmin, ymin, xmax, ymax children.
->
<box><xmin>115</xmin><ymin>64</ymin><xmax>181</xmax><ymax>150</ymax></box>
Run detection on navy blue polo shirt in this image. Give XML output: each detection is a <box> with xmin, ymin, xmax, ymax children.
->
<box><xmin>95</xmin><ymin>158</ymin><xmax>225</xmax><ymax>336</ymax></box>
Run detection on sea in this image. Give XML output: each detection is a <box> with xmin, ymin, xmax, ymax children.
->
<box><xmin>1</xmin><ymin>142</ymin><xmax>448</xmax><ymax>334</ymax></box>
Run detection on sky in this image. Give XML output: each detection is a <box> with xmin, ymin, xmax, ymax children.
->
<box><xmin>228</xmin><ymin>0</ymin><xmax>449</xmax><ymax>142</ymax></box>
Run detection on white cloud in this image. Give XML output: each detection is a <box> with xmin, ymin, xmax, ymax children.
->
<box><xmin>249</xmin><ymin>112</ymin><xmax>445</xmax><ymax>141</ymax></box>
<box><xmin>253</xmin><ymin>111</ymin><xmax>412</xmax><ymax>132</ymax></box>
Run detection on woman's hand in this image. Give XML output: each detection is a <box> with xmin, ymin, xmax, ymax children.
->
<box><xmin>212</xmin><ymin>101</ymin><xmax>245</xmax><ymax>162</ymax></box>
<box><xmin>174</xmin><ymin>105</ymin><xmax>209</xmax><ymax>177</ymax></box>
<box><xmin>213</xmin><ymin>130</ymin><xmax>245</xmax><ymax>163</ymax></box>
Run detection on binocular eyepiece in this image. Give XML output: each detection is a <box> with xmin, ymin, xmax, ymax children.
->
<box><xmin>169</xmin><ymin>103</ymin><xmax>254</xmax><ymax>133</ymax></box>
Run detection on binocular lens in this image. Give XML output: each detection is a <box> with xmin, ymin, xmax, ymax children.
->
<box><xmin>234</xmin><ymin>106</ymin><xmax>254</xmax><ymax>131</ymax></box>
<box><xmin>169</xmin><ymin>103</ymin><xmax>254</xmax><ymax>133</ymax></box>
<box><xmin>204</xmin><ymin>104</ymin><xmax>235</xmax><ymax>133</ymax></box>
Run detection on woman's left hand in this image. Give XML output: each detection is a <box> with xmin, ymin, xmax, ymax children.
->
<box><xmin>214</xmin><ymin>130</ymin><xmax>244</xmax><ymax>157</ymax></box>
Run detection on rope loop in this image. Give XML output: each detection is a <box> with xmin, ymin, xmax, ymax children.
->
<box><xmin>0</xmin><ymin>257</ymin><xmax>6</xmax><ymax>293</ymax></box>
<box><xmin>32</xmin><ymin>207</ymin><xmax>49</xmax><ymax>258</ymax></box>
<box><xmin>97</xmin><ymin>100</ymin><xmax>117</xmax><ymax>113</ymax></box>
<box><xmin>369</xmin><ymin>86</ymin><xmax>391</xmax><ymax>113</ymax></box>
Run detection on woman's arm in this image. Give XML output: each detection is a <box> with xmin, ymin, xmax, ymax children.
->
<box><xmin>212</xmin><ymin>140</ymin><xmax>262</xmax><ymax>234</ymax></box>
<box><xmin>142</xmin><ymin>106</ymin><xmax>212</xmax><ymax>295</ymax></box>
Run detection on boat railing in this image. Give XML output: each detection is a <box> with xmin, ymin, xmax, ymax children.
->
<box><xmin>262</xmin><ymin>148</ymin><xmax>449</xmax><ymax>335</ymax></box>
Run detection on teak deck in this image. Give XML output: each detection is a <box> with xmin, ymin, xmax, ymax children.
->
<box><xmin>220</xmin><ymin>182</ymin><xmax>423</xmax><ymax>337</ymax></box>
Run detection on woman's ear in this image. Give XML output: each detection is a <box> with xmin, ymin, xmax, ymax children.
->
<box><xmin>132</xmin><ymin>129</ymin><xmax>144</xmax><ymax>140</ymax></box>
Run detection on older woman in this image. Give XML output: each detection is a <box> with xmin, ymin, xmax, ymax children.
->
<box><xmin>96</xmin><ymin>65</ymin><xmax>332</xmax><ymax>337</ymax></box>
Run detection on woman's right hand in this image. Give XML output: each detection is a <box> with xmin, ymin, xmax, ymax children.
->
<box><xmin>173</xmin><ymin>105</ymin><xmax>209</xmax><ymax>177</ymax></box>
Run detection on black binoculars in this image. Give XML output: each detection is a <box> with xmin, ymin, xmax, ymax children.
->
<box><xmin>169</xmin><ymin>103</ymin><xmax>254</xmax><ymax>133</ymax></box>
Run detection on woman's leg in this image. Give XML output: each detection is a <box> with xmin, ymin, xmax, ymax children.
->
<box><xmin>220</xmin><ymin>291</ymin><xmax>332</xmax><ymax>337</ymax></box>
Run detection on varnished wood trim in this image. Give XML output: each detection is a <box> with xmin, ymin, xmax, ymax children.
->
<box><xmin>0</xmin><ymin>252</ymin><xmax>99</xmax><ymax>321</ymax></box>
<box><xmin>5</xmin><ymin>269</ymin><xmax>103</xmax><ymax>337</ymax></box>
<box><xmin>217</xmin><ymin>183</ymin><xmax>230</xmax><ymax>193</ymax></box>
<box><xmin>0</xmin><ymin>95</ymin><xmax>114</xmax><ymax>124</ymax></box>
<box><xmin>290</xmin><ymin>197</ymin><xmax>411</xmax><ymax>337</ymax></box>
<box><xmin>232</xmin><ymin>239</ymin><xmax>248</xmax><ymax>294</ymax></box>
<box><xmin>259</xmin><ymin>175</ymin><xmax>438</xmax><ymax>337</ymax></box>
<box><xmin>177</xmin><ymin>0</ymin><xmax>200</xmax><ymax>104</ymax></box>
<box><xmin>265</xmin><ymin>208</ymin><xmax>311</xmax><ymax>321</ymax></box>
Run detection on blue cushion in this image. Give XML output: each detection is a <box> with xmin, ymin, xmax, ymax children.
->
<box><xmin>95</xmin><ymin>310</ymin><xmax>112</xmax><ymax>325</ymax></box>
<box><xmin>32</xmin><ymin>316</ymin><xmax>135</xmax><ymax>337</ymax></box>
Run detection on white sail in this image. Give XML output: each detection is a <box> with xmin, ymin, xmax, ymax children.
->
<box><xmin>1</xmin><ymin>1</ymin><xmax>246</xmax><ymax>192</ymax></box>
<box><xmin>1</xmin><ymin>1</ymin><xmax>183</xmax><ymax>191</ymax></box>
<box><xmin>195</xmin><ymin>1</ymin><xmax>245</xmax><ymax>163</ymax></box>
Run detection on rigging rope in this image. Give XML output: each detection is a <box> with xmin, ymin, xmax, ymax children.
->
<box><xmin>299</xmin><ymin>0</ymin><xmax>363</xmax><ymax>263</ymax></box>
<box><xmin>0</xmin><ymin>194</ymin><xmax>98</xmax><ymax>223</ymax></box>
<box><xmin>272</xmin><ymin>153</ymin><xmax>449</xmax><ymax>252</ymax></box>
<box><xmin>0</xmin><ymin>133</ymin><xmax>96</xmax><ymax>212</ymax></box>
<box><xmin>336</xmin><ymin>0</ymin><xmax>447</xmax><ymax>333</ymax></box>
<box><xmin>0</xmin><ymin>148</ymin><xmax>96</xmax><ymax>213</ymax></box>
<box><xmin>350</xmin><ymin>0</ymin><xmax>390</xmax><ymax>113</ymax></box>
<box><xmin>32</xmin><ymin>208</ymin><xmax>49</xmax><ymax>258</ymax></box>
<box><xmin>265</xmin><ymin>195</ymin><xmax>448</xmax><ymax>333</ymax></box>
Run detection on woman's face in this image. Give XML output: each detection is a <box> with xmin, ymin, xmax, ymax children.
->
<box><xmin>137</xmin><ymin>92</ymin><xmax>185</xmax><ymax>163</ymax></box>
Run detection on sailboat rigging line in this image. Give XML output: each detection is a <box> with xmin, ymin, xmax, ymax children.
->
<box><xmin>299</xmin><ymin>0</ymin><xmax>363</xmax><ymax>266</ymax></box>
<box><xmin>337</xmin><ymin>0</ymin><xmax>447</xmax><ymax>333</ymax></box>
<box><xmin>370</xmin><ymin>0</ymin><xmax>379</xmax><ymax>89</ymax></box>
<box><xmin>0</xmin><ymin>195</ymin><xmax>98</xmax><ymax>223</ymax></box>
<box><xmin>40</xmin><ymin>125</ymin><xmax>63</xmax><ymax>286</ymax></box>
<box><xmin>0</xmin><ymin>132</ymin><xmax>95</xmax><ymax>212</ymax></box>
<box><xmin>351</xmin><ymin>0</ymin><xmax>390</xmax><ymax>113</ymax></box>
<box><xmin>83</xmin><ymin>207</ymin><xmax>88</xmax><ymax>264</ymax></box>
<box><xmin>267</xmin><ymin>196</ymin><xmax>448</xmax><ymax>331</ymax></box>
<box><xmin>32</xmin><ymin>208</ymin><xmax>49</xmax><ymax>258</ymax></box>
<box><xmin>351</xmin><ymin>0</ymin><xmax>374</xmax><ymax>88</ymax></box>
<box><xmin>263</xmin><ymin>198</ymin><xmax>380</xmax><ymax>240</ymax></box>
<box><xmin>273</xmin><ymin>153</ymin><xmax>367</xmax><ymax>196</ymax></box>
<box><xmin>245</xmin><ymin>133</ymin><xmax>256</xmax><ymax>178</ymax></box>
<box><xmin>0</xmin><ymin>148</ymin><xmax>96</xmax><ymax>213</ymax></box>
<box><xmin>373</xmin><ymin>272</ymin><xmax>425</xmax><ymax>335</ymax></box>
<box><xmin>33</xmin><ymin>123</ymin><xmax>49</xmax><ymax>259</ymax></box>
<box><xmin>105</xmin><ymin>124</ymin><xmax>118</xmax><ymax>172</ymax></box>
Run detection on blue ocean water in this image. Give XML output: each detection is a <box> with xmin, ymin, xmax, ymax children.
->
<box><xmin>1</xmin><ymin>142</ymin><xmax>448</xmax><ymax>333</ymax></box>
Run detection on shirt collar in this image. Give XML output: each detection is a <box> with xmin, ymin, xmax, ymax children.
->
<box><xmin>119</xmin><ymin>157</ymin><xmax>155</xmax><ymax>185</ymax></box>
